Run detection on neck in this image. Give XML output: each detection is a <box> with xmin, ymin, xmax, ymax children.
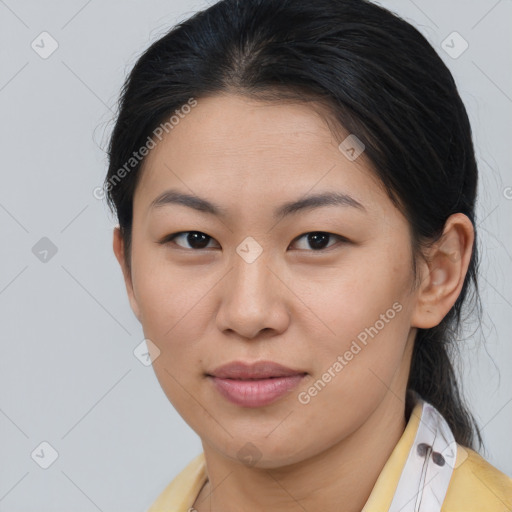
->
<box><xmin>193</xmin><ymin>390</ymin><xmax>408</xmax><ymax>512</ymax></box>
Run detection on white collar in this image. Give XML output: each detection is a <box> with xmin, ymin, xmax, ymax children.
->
<box><xmin>387</xmin><ymin>390</ymin><xmax>457</xmax><ymax>512</ymax></box>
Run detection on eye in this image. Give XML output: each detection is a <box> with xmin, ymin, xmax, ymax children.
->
<box><xmin>159</xmin><ymin>230</ymin><xmax>348</xmax><ymax>252</ymax></box>
<box><xmin>290</xmin><ymin>232</ymin><xmax>347</xmax><ymax>251</ymax></box>
<box><xmin>160</xmin><ymin>231</ymin><xmax>219</xmax><ymax>250</ymax></box>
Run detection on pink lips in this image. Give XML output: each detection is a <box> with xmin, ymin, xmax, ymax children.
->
<box><xmin>206</xmin><ymin>360</ymin><xmax>307</xmax><ymax>408</ymax></box>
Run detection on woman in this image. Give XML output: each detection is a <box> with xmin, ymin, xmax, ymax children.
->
<box><xmin>104</xmin><ymin>0</ymin><xmax>512</xmax><ymax>510</ymax></box>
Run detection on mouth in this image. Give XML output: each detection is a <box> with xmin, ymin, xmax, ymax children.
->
<box><xmin>206</xmin><ymin>360</ymin><xmax>307</xmax><ymax>379</ymax></box>
<box><xmin>206</xmin><ymin>360</ymin><xmax>308</xmax><ymax>407</ymax></box>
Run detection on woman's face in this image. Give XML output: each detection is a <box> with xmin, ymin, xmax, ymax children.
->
<box><xmin>116</xmin><ymin>93</ymin><xmax>421</xmax><ymax>467</ymax></box>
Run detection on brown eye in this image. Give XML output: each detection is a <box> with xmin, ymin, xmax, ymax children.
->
<box><xmin>290</xmin><ymin>232</ymin><xmax>346</xmax><ymax>251</ymax></box>
<box><xmin>162</xmin><ymin>231</ymin><xmax>218</xmax><ymax>250</ymax></box>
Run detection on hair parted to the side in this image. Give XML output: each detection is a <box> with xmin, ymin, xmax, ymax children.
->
<box><xmin>104</xmin><ymin>0</ymin><xmax>483</xmax><ymax>450</ymax></box>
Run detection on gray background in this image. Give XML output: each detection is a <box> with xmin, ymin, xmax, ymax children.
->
<box><xmin>1</xmin><ymin>0</ymin><xmax>511</xmax><ymax>510</ymax></box>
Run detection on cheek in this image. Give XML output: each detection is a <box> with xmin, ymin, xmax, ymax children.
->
<box><xmin>130</xmin><ymin>241</ymin><xmax>203</xmax><ymax>337</ymax></box>
<box><xmin>290</xmin><ymin>264</ymin><xmax>412</xmax><ymax>446</ymax></box>
<box><xmin>302</xmin><ymin>248</ymin><xmax>411</xmax><ymax>336</ymax></box>
<box><xmin>130</xmin><ymin>251</ymin><xmax>223</xmax><ymax>401</ymax></box>
<box><xmin>297</xmin><ymin>243</ymin><xmax>414</xmax><ymax>382</ymax></box>
<box><xmin>132</xmin><ymin>254</ymin><xmax>213</xmax><ymax>421</ymax></box>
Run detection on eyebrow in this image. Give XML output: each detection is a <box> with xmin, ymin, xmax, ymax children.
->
<box><xmin>148</xmin><ymin>188</ymin><xmax>366</xmax><ymax>220</ymax></box>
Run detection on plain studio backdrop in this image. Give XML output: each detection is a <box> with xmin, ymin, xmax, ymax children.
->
<box><xmin>0</xmin><ymin>1</ymin><xmax>511</xmax><ymax>511</ymax></box>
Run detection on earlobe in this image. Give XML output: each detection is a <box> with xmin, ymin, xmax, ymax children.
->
<box><xmin>411</xmin><ymin>213</ymin><xmax>474</xmax><ymax>329</ymax></box>
<box><xmin>112</xmin><ymin>226</ymin><xmax>142</xmax><ymax>322</ymax></box>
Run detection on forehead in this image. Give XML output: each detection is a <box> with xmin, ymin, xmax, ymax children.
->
<box><xmin>133</xmin><ymin>94</ymin><xmax>389</xmax><ymax>220</ymax></box>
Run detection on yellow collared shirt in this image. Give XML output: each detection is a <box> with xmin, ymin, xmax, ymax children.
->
<box><xmin>146</xmin><ymin>399</ymin><xmax>512</xmax><ymax>511</ymax></box>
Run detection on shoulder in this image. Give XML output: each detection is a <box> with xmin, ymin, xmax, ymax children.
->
<box><xmin>145</xmin><ymin>452</ymin><xmax>207</xmax><ymax>512</ymax></box>
<box><xmin>443</xmin><ymin>444</ymin><xmax>512</xmax><ymax>511</ymax></box>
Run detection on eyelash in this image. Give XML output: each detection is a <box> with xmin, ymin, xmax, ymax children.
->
<box><xmin>159</xmin><ymin>231</ymin><xmax>348</xmax><ymax>252</ymax></box>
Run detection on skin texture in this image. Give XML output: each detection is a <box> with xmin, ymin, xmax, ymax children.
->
<box><xmin>113</xmin><ymin>93</ymin><xmax>475</xmax><ymax>512</ymax></box>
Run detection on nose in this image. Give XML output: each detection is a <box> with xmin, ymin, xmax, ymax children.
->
<box><xmin>215</xmin><ymin>252</ymin><xmax>290</xmax><ymax>340</ymax></box>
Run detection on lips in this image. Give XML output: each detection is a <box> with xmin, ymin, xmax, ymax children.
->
<box><xmin>206</xmin><ymin>360</ymin><xmax>307</xmax><ymax>407</ymax></box>
<box><xmin>207</xmin><ymin>360</ymin><xmax>306</xmax><ymax>380</ymax></box>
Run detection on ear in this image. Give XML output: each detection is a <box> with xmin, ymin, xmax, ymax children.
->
<box><xmin>113</xmin><ymin>226</ymin><xmax>141</xmax><ymax>322</ymax></box>
<box><xmin>411</xmin><ymin>213</ymin><xmax>475</xmax><ymax>329</ymax></box>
